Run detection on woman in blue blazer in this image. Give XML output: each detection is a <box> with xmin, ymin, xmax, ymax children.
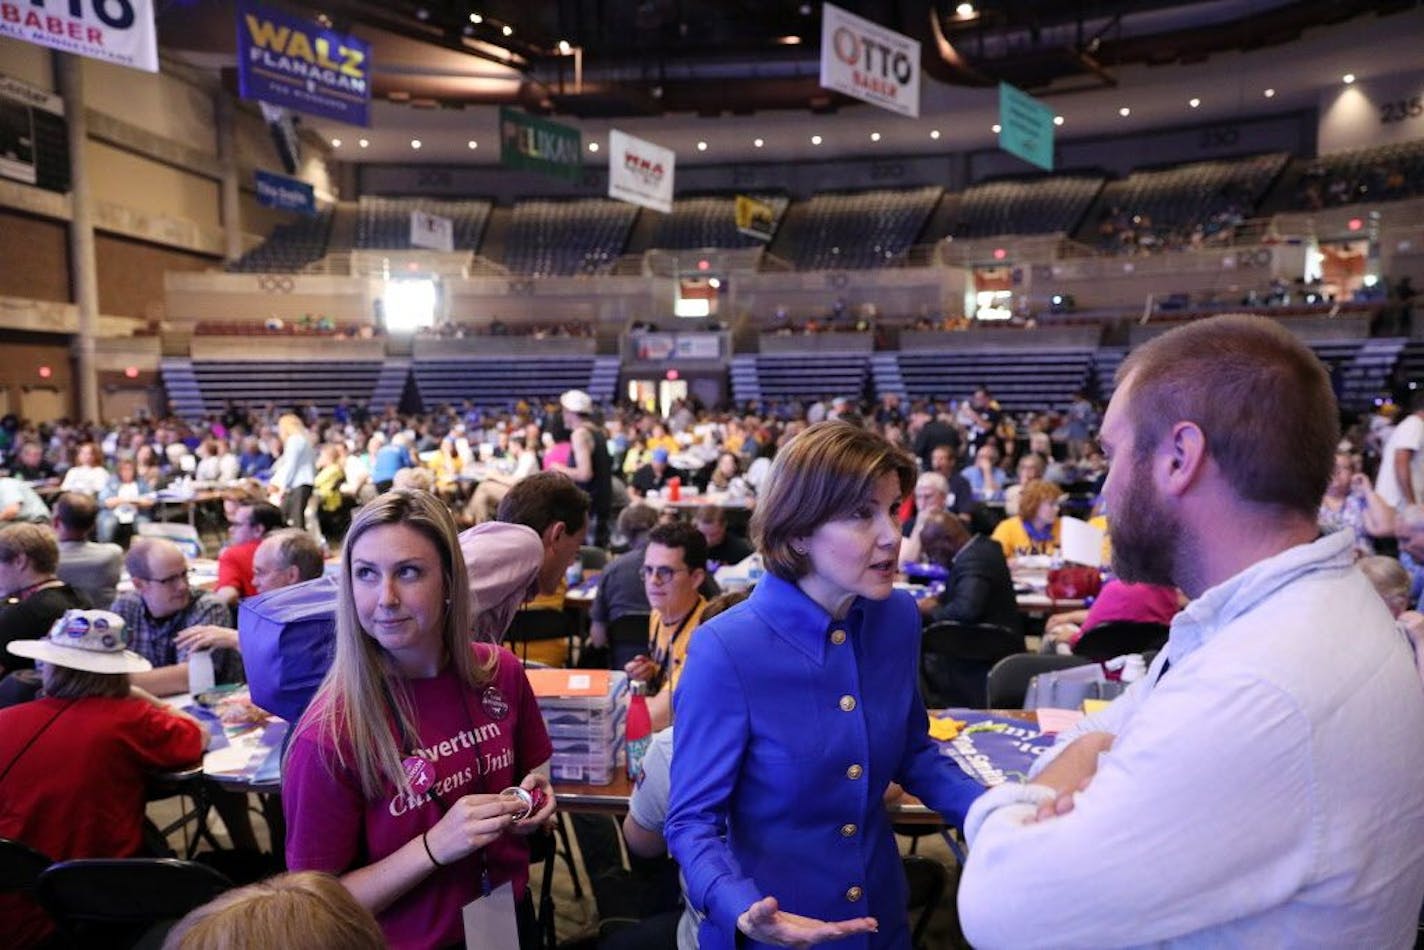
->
<box><xmin>666</xmin><ymin>421</ymin><xmax>985</xmax><ymax>948</ymax></box>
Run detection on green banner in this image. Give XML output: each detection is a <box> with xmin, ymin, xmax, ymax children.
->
<box><xmin>499</xmin><ymin>107</ymin><xmax>582</xmax><ymax>182</ymax></box>
<box><xmin>998</xmin><ymin>82</ymin><xmax>1054</xmax><ymax>172</ymax></box>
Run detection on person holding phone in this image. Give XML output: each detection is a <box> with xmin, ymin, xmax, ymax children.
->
<box><xmin>282</xmin><ymin>490</ymin><xmax>556</xmax><ymax>950</ymax></box>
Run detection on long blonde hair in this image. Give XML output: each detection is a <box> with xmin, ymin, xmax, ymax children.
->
<box><xmin>291</xmin><ymin>490</ymin><xmax>496</xmax><ymax>798</ymax></box>
<box><xmin>161</xmin><ymin>871</ymin><xmax>384</xmax><ymax>950</ymax></box>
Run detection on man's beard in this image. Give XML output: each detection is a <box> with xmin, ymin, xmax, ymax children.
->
<box><xmin>1109</xmin><ymin>465</ymin><xmax>1181</xmax><ymax>588</ymax></box>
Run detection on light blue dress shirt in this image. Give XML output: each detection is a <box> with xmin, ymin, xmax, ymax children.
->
<box><xmin>666</xmin><ymin>571</ymin><xmax>983</xmax><ymax>949</ymax></box>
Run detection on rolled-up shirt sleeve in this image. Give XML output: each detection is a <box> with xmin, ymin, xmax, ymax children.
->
<box><xmin>665</xmin><ymin>630</ymin><xmax>761</xmax><ymax>934</ymax></box>
<box><xmin>959</xmin><ymin>672</ymin><xmax>1315</xmax><ymax>948</ymax></box>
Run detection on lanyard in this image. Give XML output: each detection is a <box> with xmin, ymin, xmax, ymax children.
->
<box><xmin>647</xmin><ymin>603</ymin><xmax>697</xmax><ymax>692</ymax></box>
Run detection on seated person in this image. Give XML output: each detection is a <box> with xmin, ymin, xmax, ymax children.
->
<box><xmin>916</xmin><ymin>510</ymin><xmax>1022</xmax><ymax>636</ymax></box>
<box><xmin>8</xmin><ymin>441</ymin><xmax>55</xmax><ymax>482</ymax></box>
<box><xmin>0</xmin><ymin>476</ymin><xmax>51</xmax><ymax>524</ymax></box>
<box><xmin>53</xmin><ymin>492</ymin><xmax>123</xmax><ymax>609</ymax></box>
<box><xmin>991</xmin><ymin>479</ymin><xmax>1064</xmax><ymax>559</ymax></box>
<box><xmin>625</xmin><ymin>522</ymin><xmax>709</xmax><ymax>732</ymax></box>
<box><xmin>1041</xmin><ymin>579</ymin><xmax>1183</xmax><ymax>654</ymax></box>
<box><xmin>630</xmin><ymin>448</ymin><xmax>677</xmax><ymax>499</ymax></box>
<box><xmin>0</xmin><ymin>523</ymin><xmax>89</xmax><ymax>700</ymax></box>
<box><xmin>1</xmin><ymin>610</ymin><xmax>206</xmax><ymax>950</ymax></box>
<box><xmin>963</xmin><ymin>443</ymin><xmax>1010</xmax><ymax>503</ymax></box>
<box><xmin>214</xmin><ymin>502</ymin><xmax>285</xmax><ymax>608</ymax></box>
<box><xmin>588</xmin><ymin>504</ymin><xmax>659</xmax><ymax>652</ymax></box>
<box><xmin>901</xmin><ymin>473</ymin><xmax>957</xmax><ymax>566</ymax></box>
<box><xmin>110</xmin><ymin>537</ymin><xmax>238</xmax><ymax>697</ymax></box>
<box><xmin>1356</xmin><ymin>555</ymin><xmax>1424</xmax><ymax>685</ymax></box>
<box><xmin>927</xmin><ymin>445</ymin><xmax>978</xmax><ymax>523</ymax></box>
<box><xmin>163</xmin><ymin>871</ymin><xmax>384</xmax><ymax>950</ymax></box>
<box><xmin>1317</xmin><ymin>451</ymin><xmax>1393</xmax><ymax>556</ymax></box>
<box><xmin>96</xmin><ymin>458</ymin><xmax>156</xmax><ymax>544</ymax></box>
<box><xmin>1003</xmin><ymin>452</ymin><xmax>1049</xmax><ymax>517</ymax></box>
<box><xmin>693</xmin><ymin>503</ymin><xmax>753</xmax><ymax>570</ymax></box>
<box><xmin>175</xmin><ymin>529</ymin><xmax>327</xmax><ymax>655</ymax></box>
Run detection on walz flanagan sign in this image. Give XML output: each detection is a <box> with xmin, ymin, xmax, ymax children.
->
<box><xmin>237</xmin><ymin>0</ymin><xmax>370</xmax><ymax>126</ymax></box>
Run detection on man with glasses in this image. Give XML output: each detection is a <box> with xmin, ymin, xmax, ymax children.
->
<box><xmin>626</xmin><ymin>521</ymin><xmax>709</xmax><ymax>732</ymax></box>
<box><xmin>213</xmin><ymin>502</ymin><xmax>285</xmax><ymax>609</ymax></box>
<box><xmin>111</xmin><ymin>537</ymin><xmax>236</xmax><ymax>697</ymax></box>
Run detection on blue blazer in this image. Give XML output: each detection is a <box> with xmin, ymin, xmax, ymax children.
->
<box><xmin>666</xmin><ymin>571</ymin><xmax>983</xmax><ymax>949</ymax></box>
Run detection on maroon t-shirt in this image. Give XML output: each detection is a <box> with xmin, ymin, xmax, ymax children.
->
<box><xmin>283</xmin><ymin>645</ymin><xmax>552</xmax><ymax>950</ymax></box>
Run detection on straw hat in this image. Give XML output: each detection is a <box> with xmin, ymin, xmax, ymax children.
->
<box><xmin>8</xmin><ymin>609</ymin><xmax>152</xmax><ymax>675</ymax></box>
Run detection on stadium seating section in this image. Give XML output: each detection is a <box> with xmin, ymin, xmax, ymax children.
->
<box><xmin>227</xmin><ymin>211</ymin><xmax>334</xmax><ymax>273</ymax></box>
<box><xmin>951</xmin><ymin>175</ymin><xmax>1105</xmax><ymax>239</ymax></box>
<box><xmin>503</xmin><ymin>198</ymin><xmax>639</xmax><ymax>276</ymax></box>
<box><xmin>775</xmin><ymin>187</ymin><xmax>943</xmax><ymax>270</ymax></box>
<box><xmin>355</xmin><ymin>196</ymin><xmax>493</xmax><ymax>250</ymax></box>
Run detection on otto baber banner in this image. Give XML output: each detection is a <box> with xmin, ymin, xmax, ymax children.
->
<box><xmin>0</xmin><ymin>0</ymin><xmax>158</xmax><ymax>71</ymax></box>
<box><xmin>237</xmin><ymin>1</ymin><xmax>370</xmax><ymax>126</ymax></box>
<box><xmin>819</xmin><ymin>2</ymin><xmax>920</xmax><ymax>118</ymax></box>
<box><xmin>608</xmin><ymin>129</ymin><xmax>674</xmax><ymax>214</ymax></box>
<box><xmin>500</xmin><ymin>107</ymin><xmax>582</xmax><ymax>182</ymax></box>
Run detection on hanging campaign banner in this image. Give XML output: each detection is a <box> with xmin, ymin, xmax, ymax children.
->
<box><xmin>237</xmin><ymin>0</ymin><xmax>371</xmax><ymax>127</ymax></box>
<box><xmin>608</xmin><ymin>129</ymin><xmax>674</xmax><ymax>214</ymax></box>
<box><xmin>0</xmin><ymin>0</ymin><xmax>158</xmax><ymax>72</ymax></box>
<box><xmin>255</xmin><ymin>169</ymin><xmax>316</xmax><ymax>215</ymax></box>
<box><xmin>820</xmin><ymin>2</ymin><xmax>920</xmax><ymax>118</ymax></box>
<box><xmin>734</xmin><ymin>194</ymin><xmax>776</xmax><ymax>242</ymax></box>
<box><xmin>500</xmin><ymin>107</ymin><xmax>582</xmax><ymax>182</ymax></box>
<box><xmin>998</xmin><ymin>82</ymin><xmax>1055</xmax><ymax>172</ymax></box>
<box><xmin>410</xmin><ymin>210</ymin><xmax>454</xmax><ymax>253</ymax></box>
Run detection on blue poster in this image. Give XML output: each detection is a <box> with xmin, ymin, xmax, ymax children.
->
<box><xmin>255</xmin><ymin>169</ymin><xmax>316</xmax><ymax>215</ymax></box>
<box><xmin>998</xmin><ymin>82</ymin><xmax>1055</xmax><ymax>172</ymax></box>
<box><xmin>236</xmin><ymin>1</ymin><xmax>370</xmax><ymax>127</ymax></box>
<box><xmin>936</xmin><ymin>710</ymin><xmax>1055</xmax><ymax>786</ymax></box>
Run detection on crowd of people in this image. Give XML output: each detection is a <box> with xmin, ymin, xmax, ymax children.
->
<box><xmin>2</xmin><ymin>315</ymin><xmax>1424</xmax><ymax>947</ymax></box>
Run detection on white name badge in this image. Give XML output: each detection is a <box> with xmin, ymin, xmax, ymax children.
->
<box><xmin>463</xmin><ymin>881</ymin><xmax>519</xmax><ymax>949</ymax></box>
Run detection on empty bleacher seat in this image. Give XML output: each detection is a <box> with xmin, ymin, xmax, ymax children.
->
<box><xmin>503</xmin><ymin>199</ymin><xmax>638</xmax><ymax>276</ymax></box>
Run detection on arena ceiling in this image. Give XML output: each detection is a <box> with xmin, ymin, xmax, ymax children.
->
<box><xmin>156</xmin><ymin>0</ymin><xmax>1424</xmax><ymax>162</ymax></box>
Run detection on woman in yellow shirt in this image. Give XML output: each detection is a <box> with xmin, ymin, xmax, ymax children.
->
<box><xmin>991</xmin><ymin>479</ymin><xmax>1064</xmax><ymax>558</ymax></box>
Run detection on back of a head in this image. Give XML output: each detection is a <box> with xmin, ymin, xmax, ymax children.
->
<box><xmin>54</xmin><ymin>492</ymin><xmax>99</xmax><ymax>535</ymax></box>
<box><xmin>264</xmin><ymin>528</ymin><xmax>325</xmax><ymax>582</ymax></box>
<box><xmin>248</xmin><ymin>502</ymin><xmax>285</xmax><ymax>536</ymax></box>
<box><xmin>616</xmin><ymin>503</ymin><xmax>658</xmax><ymax>543</ymax></box>
<box><xmin>1357</xmin><ymin>555</ymin><xmax>1413</xmax><ymax>616</ymax></box>
<box><xmin>919</xmin><ymin>510</ymin><xmax>970</xmax><ymax>565</ymax></box>
<box><xmin>496</xmin><ymin>470</ymin><xmax>589</xmax><ymax>536</ymax></box>
<box><xmin>0</xmin><ymin>521</ymin><xmax>60</xmax><ymax>574</ymax></box>
<box><xmin>1117</xmin><ymin>313</ymin><xmax>1337</xmax><ymax>516</ymax></box>
<box><xmin>161</xmin><ymin>871</ymin><xmax>384</xmax><ymax>950</ymax></box>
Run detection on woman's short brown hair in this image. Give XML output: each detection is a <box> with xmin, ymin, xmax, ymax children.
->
<box><xmin>161</xmin><ymin>871</ymin><xmax>384</xmax><ymax>950</ymax></box>
<box><xmin>41</xmin><ymin>665</ymin><xmax>130</xmax><ymax>699</ymax></box>
<box><xmin>751</xmin><ymin>421</ymin><xmax>916</xmax><ymax>580</ymax></box>
<box><xmin>1018</xmin><ymin>480</ymin><xmax>1064</xmax><ymax>521</ymax></box>
<box><xmin>1117</xmin><ymin>313</ymin><xmax>1337</xmax><ymax>517</ymax></box>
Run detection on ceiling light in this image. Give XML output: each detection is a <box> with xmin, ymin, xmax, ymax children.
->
<box><xmin>468</xmin><ymin>140</ymin><xmax>478</xmax><ymax>149</ymax></box>
<box><xmin>956</xmin><ymin>2</ymin><xmax>975</xmax><ymax>16</ymax></box>
<box><xmin>359</xmin><ymin>138</ymin><xmax>369</xmax><ymax>148</ymax></box>
<box><xmin>1342</xmin><ymin>73</ymin><xmax>1355</xmax><ymax>84</ymax></box>
<box><xmin>558</xmin><ymin>40</ymin><xmax>571</xmax><ymax>54</ymax></box>
<box><xmin>810</xmin><ymin>135</ymin><xmax>822</xmax><ymax>145</ymax></box>
<box><xmin>1053</xmin><ymin>115</ymin><xmax>1064</xmax><ymax>126</ymax></box>
<box><xmin>776</xmin><ymin>35</ymin><xmax>802</xmax><ymax>45</ymax></box>
<box><xmin>870</xmin><ymin>131</ymin><xmax>881</xmax><ymax>142</ymax></box>
<box><xmin>588</xmin><ymin>141</ymin><xmax>599</xmax><ymax>152</ymax></box>
<box><xmin>1118</xmin><ymin>107</ymin><xmax>1131</xmax><ymax>117</ymax></box>
<box><xmin>1189</xmin><ymin>97</ymin><xmax>1200</xmax><ymax>108</ymax></box>
<box><xmin>1263</xmin><ymin>88</ymin><xmax>1275</xmax><ymax>98</ymax></box>
<box><xmin>930</xmin><ymin>129</ymin><xmax>941</xmax><ymax>140</ymax></box>
<box><xmin>469</xmin><ymin>12</ymin><xmax>482</xmax><ymax>23</ymax></box>
<box><xmin>753</xmin><ymin>137</ymin><xmax>764</xmax><ymax>148</ymax></box>
<box><xmin>330</xmin><ymin>138</ymin><xmax>341</xmax><ymax>147</ymax></box>
<box><xmin>991</xmin><ymin>123</ymin><xmax>1001</xmax><ymax>133</ymax></box>
<box><xmin>410</xmin><ymin>139</ymin><xmax>422</xmax><ymax>149</ymax></box>
<box><xmin>696</xmin><ymin>141</ymin><xmax>707</xmax><ymax>151</ymax></box>
<box><xmin>502</xmin><ymin>24</ymin><xmax>513</xmax><ymax>36</ymax></box>
<box><xmin>415</xmin><ymin>7</ymin><xmax>428</xmax><ymax>20</ymax></box>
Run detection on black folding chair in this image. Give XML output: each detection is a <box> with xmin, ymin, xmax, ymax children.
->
<box><xmin>1072</xmin><ymin>621</ymin><xmax>1170</xmax><ymax>662</ymax></box>
<box><xmin>607</xmin><ymin>613</ymin><xmax>652</xmax><ymax>671</ymax></box>
<box><xmin>507</xmin><ymin>608</ymin><xmax>572</xmax><ymax>664</ymax></box>
<box><xmin>920</xmin><ymin>621</ymin><xmax>1025</xmax><ymax>709</ymax></box>
<box><xmin>987</xmin><ymin>653</ymin><xmax>1094</xmax><ymax>709</ymax></box>
<box><xmin>903</xmin><ymin>854</ymin><xmax>950</xmax><ymax>949</ymax></box>
<box><xmin>36</xmin><ymin>857</ymin><xmax>233</xmax><ymax>949</ymax></box>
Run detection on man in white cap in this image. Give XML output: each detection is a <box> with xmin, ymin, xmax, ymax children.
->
<box><xmin>549</xmin><ymin>389</ymin><xmax>612</xmax><ymax>548</ymax></box>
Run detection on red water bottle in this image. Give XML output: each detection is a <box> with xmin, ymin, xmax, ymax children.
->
<box><xmin>626</xmin><ymin>680</ymin><xmax>652</xmax><ymax>781</ymax></box>
<box><xmin>667</xmin><ymin>476</ymin><xmax>681</xmax><ymax>503</ymax></box>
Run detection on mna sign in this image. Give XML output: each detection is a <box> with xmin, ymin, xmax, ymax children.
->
<box><xmin>819</xmin><ymin>3</ymin><xmax>920</xmax><ymax>118</ymax></box>
<box><xmin>500</xmin><ymin>107</ymin><xmax>581</xmax><ymax>182</ymax></box>
<box><xmin>255</xmin><ymin>169</ymin><xmax>315</xmax><ymax>215</ymax></box>
<box><xmin>237</xmin><ymin>1</ymin><xmax>370</xmax><ymax>126</ymax></box>
<box><xmin>998</xmin><ymin>82</ymin><xmax>1055</xmax><ymax>172</ymax></box>
<box><xmin>0</xmin><ymin>0</ymin><xmax>158</xmax><ymax>72</ymax></box>
<box><xmin>608</xmin><ymin>129</ymin><xmax>674</xmax><ymax>214</ymax></box>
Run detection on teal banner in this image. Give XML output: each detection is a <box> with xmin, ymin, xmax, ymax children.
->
<box><xmin>499</xmin><ymin>107</ymin><xmax>582</xmax><ymax>182</ymax></box>
<box><xmin>998</xmin><ymin>82</ymin><xmax>1054</xmax><ymax>172</ymax></box>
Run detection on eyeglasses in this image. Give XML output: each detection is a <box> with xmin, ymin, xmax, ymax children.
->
<box><xmin>640</xmin><ymin>565</ymin><xmax>687</xmax><ymax>584</ymax></box>
<box><xmin>141</xmin><ymin>570</ymin><xmax>188</xmax><ymax>587</ymax></box>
